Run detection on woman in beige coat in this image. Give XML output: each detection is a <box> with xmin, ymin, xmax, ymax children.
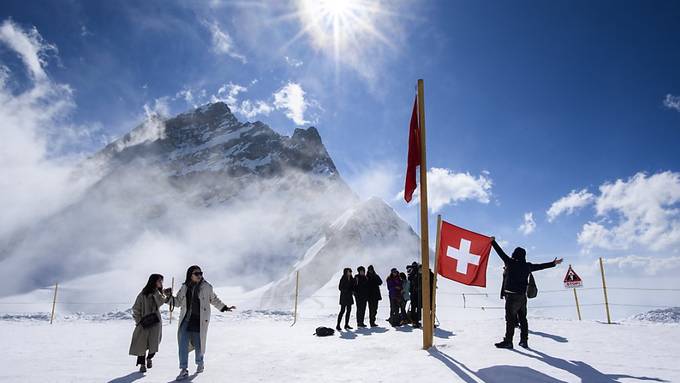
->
<box><xmin>169</xmin><ymin>265</ymin><xmax>235</xmax><ymax>381</ymax></box>
<box><xmin>129</xmin><ymin>274</ymin><xmax>171</xmax><ymax>373</ymax></box>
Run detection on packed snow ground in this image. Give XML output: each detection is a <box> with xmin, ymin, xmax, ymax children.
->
<box><xmin>1</xmin><ymin>308</ymin><xmax>678</xmax><ymax>383</ymax></box>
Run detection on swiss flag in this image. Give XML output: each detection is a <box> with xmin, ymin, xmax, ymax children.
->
<box><xmin>437</xmin><ymin>220</ymin><xmax>492</xmax><ymax>287</ymax></box>
<box><xmin>404</xmin><ymin>96</ymin><xmax>420</xmax><ymax>203</ymax></box>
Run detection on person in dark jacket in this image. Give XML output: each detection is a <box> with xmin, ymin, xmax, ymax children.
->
<box><xmin>366</xmin><ymin>265</ymin><xmax>382</xmax><ymax>327</ymax></box>
<box><xmin>386</xmin><ymin>268</ymin><xmax>403</xmax><ymax>327</ymax></box>
<box><xmin>407</xmin><ymin>262</ymin><xmax>421</xmax><ymax>328</ymax></box>
<box><xmin>337</xmin><ymin>268</ymin><xmax>355</xmax><ymax>331</ymax></box>
<box><xmin>491</xmin><ymin>238</ymin><xmax>563</xmax><ymax>349</ymax></box>
<box><xmin>354</xmin><ymin>266</ymin><xmax>370</xmax><ymax>328</ymax></box>
<box><xmin>399</xmin><ymin>272</ymin><xmax>410</xmax><ymax>324</ymax></box>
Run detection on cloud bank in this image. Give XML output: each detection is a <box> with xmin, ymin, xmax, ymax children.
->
<box><xmin>0</xmin><ymin>19</ymin><xmax>98</xmax><ymax>240</ymax></box>
<box><xmin>549</xmin><ymin>172</ymin><xmax>680</xmax><ymax>253</ymax></box>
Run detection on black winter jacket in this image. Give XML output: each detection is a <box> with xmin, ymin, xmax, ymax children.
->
<box><xmin>354</xmin><ymin>275</ymin><xmax>370</xmax><ymax>301</ymax></box>
<box><xmin>366</xmin><ymin>271</ymin><xmax>383</xmax><ymax>301</ymax></box>
<box><xmin>338</xmin><ymin>276</ymin><xmax>355</xmax><ymax>306</ymax></box>
<box><xmin>492</xmin><ymin>241</ymin><xmax>555</xmax><ymax>295</ymax></box>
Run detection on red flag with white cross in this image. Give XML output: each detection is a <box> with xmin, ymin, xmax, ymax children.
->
<box><xmin>437</xmin><ymin>220</ymin><xmax>493</xmax><ymax>287</ymax></box>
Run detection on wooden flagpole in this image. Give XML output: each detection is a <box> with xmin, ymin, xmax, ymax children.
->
<box><xmin>417</xmin><ymin>79</ymin><xmax>433</xmax><ymax>349</ymax></box>
<box><xmin>431</xmin><ymin>214</ymin><xmax>442</xmax><ymax>337</ymax></box>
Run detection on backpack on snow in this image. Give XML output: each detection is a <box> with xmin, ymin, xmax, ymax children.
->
<box><xmin>314</xmin><ymin>327</ymin><xmax>335</xmax><ymax>337</ymax></box>
<box><xmin>527</xmin><ymin>273</ymin><xmax>538</xmax><ymax>299</ymax></box>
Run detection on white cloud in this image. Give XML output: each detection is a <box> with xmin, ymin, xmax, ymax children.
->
<box><xmin>273</xmin><ymin>82</ymin><xmax>310</xmax><ymax>126</ymax></box>
<box><xmin>238</xmin><ymin>99</ymin><xmax>274</xmax><ymax>119</ymax></box>
<box><xmin>576</xmin><ymin>171</ymin><xmax>680</xmax><ymax>252</ymax></box>
<box><xmin>547</xmin><ymin>189</ymin><xmax>595</xmax><ymax>222</ymax></box>
<box><xmin>0</xmin><ymin>20</ymin><xmax>98</xmax><ymax>239</ymax></box>
<box><xmin>176</xmin><ymin>89</ymin><xmax>193</xmax><ymax>103</ymax></box>
<box><xmin>0</xmin><ymin>20</ymin><xmax>57</xmax><ymax>81</ymax></box>
<box><xmin>284</xmin><ymin>56</ymin><xmax>303</xmax><ymax>67</ymax></box>
<box><xmin>602</xmin><ymin>255</ymin><xmax>680</xmax><ymax>276</ymax></box>
<box><xmin>397</xmin><ymin>168</ymin><xmax>493</xmax><ymax>213</ymax></box>
<box><xmin>212</xmin><ymin>82</ymin><xmax>273</xmax><ymax>120</ymax></box>
<box><xmin>663</xmin><ymin>94</ymin><xmax>680</xmax><ymax>112</ymax></box>
<box><xmin>519</xmin><ymin>212</ymin><xmax>536</xmax><ymax>235</ymax></box>
<box><xmin>192</xmin><ymin>81</ymin><xmax>316</xmax><ymax>125</ymax></box>
<box><xmin>205</xmin><ymin>20</ymin><xmax>246</xmax><ymax>63</ymax></box>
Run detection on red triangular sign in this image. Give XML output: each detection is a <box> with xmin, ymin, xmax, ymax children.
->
<box><xmin>563</xmin><ymin>265</ymin><xmax>583</xmax><ymax>288</ymax></box>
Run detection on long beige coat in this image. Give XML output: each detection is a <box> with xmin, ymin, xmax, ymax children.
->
<box><xmin>129</xmin><ymin>290</ymin><xmax>168</xmax><ymax>356</ymax></box>
<box><xmin>171</xmin><ymin>281</ymin><xmax>227</xmax><ymax>355</ymax></box>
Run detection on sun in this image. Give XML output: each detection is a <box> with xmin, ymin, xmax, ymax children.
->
<box><xmin>291</xmin><ymin>0</ymin><xmax>395</xmax><ymax>69</ymax></box>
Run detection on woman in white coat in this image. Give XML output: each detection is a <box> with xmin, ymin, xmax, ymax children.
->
<box><xmin>169</xmin><ymin>265</ymin><xmax>235</xmax><ymax>381</ymax></box>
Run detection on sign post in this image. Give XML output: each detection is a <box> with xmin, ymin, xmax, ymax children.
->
<box><xmin>564</xmin><ymin>265</ymin><xmax>583</xmax><ymax>321</ymax></box>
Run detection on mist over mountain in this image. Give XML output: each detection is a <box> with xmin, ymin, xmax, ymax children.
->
<box><xmin>0</xmin><ymin>102</ymin><xmax>419</xmax><ymax>305</ymax></box>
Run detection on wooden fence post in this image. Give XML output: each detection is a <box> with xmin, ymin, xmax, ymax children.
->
<box><xmin>599</xmin><ymin>257</ymin><xmax>612</xmax><ymax>324</ymax></box>
<box><xmin>50</xmin><ymin>283</ymin><xmax>58</xmax><ymax>324</ymax></box>
<box><xmin>291</xmin><ymin>270</ymin><xmax>300</xmax><ymax>327</ymax></box>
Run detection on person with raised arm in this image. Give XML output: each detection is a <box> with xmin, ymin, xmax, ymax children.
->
<box><xmin>169</xmin><ymin>265</ymin><xmax>235</xmax><ymax>380</ymax></box>
<box><xmin>491</xmin><ymin>238</ymin><xmax>563</xmax><ymax>349</ymax></box>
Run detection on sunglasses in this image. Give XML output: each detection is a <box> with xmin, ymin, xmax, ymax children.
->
<box><xmin>192</xmin><ymin>271</ymin><xmax>203</xmax><ymax>276</ymax></box>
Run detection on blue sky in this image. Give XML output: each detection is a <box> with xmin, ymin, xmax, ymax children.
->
<box><xmin>1</xmin><ymin>0</ymin><xmax>680</xmax><ymax>276</ymax></box>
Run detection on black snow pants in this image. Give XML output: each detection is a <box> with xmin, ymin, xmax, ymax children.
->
<box><xmin>389</xmin><ymin>297</ymin><xmax>401</xmax><ymax>325</ymax></box>
<box><xmin>368</xmin><ymin>299</ymin><xmax>379</xmax><ymax>325</ymax></box>
<box><xmin>356</xmin><ymin>298</ymin><xmax>368</xmax><ymax>325</ymax></box>
<box><xmin>504</xmin><ymin>293</ymin><xmax>528</xmax><ymax>342</ymax></box>
<box><xmin>337</xmin><ymin>304</ymin><xmax>352</xmax><ymax>327</ymax></box>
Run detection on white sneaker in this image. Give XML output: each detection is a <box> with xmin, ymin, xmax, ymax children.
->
<box><xmin>176</xmin><ymin>368</ymin><xmax>189</xmax><ymax>381</ymax></box>
<box><xmin>196</xmin><ymin>364</ymin><xmax>204</xmax><ymax>373</ymax></box>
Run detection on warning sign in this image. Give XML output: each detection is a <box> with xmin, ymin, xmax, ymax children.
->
<box><xmin>564</xmin><ymin>265</ymin><xmax>583</xmax><ymax>288</ymax></box>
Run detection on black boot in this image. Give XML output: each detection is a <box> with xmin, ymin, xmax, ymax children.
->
<box><xmin>518</xmin><ymin>340</ymin><xmax>528</xmax><ymax>349</ymax></box>
<box><xmin>495</xmin><ymin>340</ymin><xmax>513</xmax><ymax>349</ymax></box>
<box><xmin>344</xmin><ymin>324</ymin><xmax>353</xmax><ymax>330</ymax></box>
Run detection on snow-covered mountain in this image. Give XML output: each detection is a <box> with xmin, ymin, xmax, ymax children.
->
<box><xmin>0</xmin><ymin>102</ymin><xmax>419</xmax><ymax>305</ymax></box>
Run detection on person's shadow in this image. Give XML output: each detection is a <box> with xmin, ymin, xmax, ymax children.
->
<box><xmin>434</xmin><ymin>327</ymin><xmax>455</xmax><ymax>339</ymax></box>
<box><xmin>428</xmin><ymin>347</ymin><xmax>565</xmax><ymax>383</ymax></box>
<box><xmin>513</xmin><ymin>348</ymin><xmax>668</xmax><ymax>382</ymax></box>
<box><xmin>355</xmin><ymin>326</ymin><xmax>388</xmax><ymax>336</ymax></box>
<box><xmin>529</xmin><ymin>330</ymin><xmax>568</xmax><ymax>343</ymax></box>
<box><xmin>339</xmin><ymin>330</ymin><xmax>358</xmax><ymax>340</ymax></box>
<box><xmin>106</xmin><ymin>372</ymin><xmax>145</xmax><ymax>383</ymax></box>
<box><xmin>165</xmin><ymin>372</ymin><xmax>198</xmax><ymax>382</ymax></box>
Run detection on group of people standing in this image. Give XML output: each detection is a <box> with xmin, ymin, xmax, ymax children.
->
<box><xmin>337</xmin><ymin>265</ymin><xmax>383</xmax><ymax>330</ymax></box>
<box><xmin>336</xmin><ymin>262</ymin><xmax>433</xmax><ymax>331</ymax></box>
<box><xmin>128</xmin><ymin>265</ymin><xmax>235</xmax><ymax>381</ymax></box>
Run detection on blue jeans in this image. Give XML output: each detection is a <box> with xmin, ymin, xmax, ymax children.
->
<box><xmin>178</xmin><ymin>320</ymin><xmax>203</xmax><ymax>369</ymax></box>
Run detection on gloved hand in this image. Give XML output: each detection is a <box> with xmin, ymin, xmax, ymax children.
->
<box><xmin>221</xmin><ymin>305</ymin><xmax>236</xmax><ymax>312</ymax></box>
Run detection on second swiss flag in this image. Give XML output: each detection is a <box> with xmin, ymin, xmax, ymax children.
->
<box><xmin>437</xmin><ymin>220</ymin><xmax>493</xmax><ymax>287</ymax></box>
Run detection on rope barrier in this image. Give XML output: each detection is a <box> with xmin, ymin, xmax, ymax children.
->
<box><xmin>0</xmin><ymin>286</ymin><xmax>677</xmax><ymax>309</ymax></box>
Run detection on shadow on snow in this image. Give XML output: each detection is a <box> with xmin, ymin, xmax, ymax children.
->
<box><xmin>428</xmin><ymin>346</ymin><xmax>668</xmax><ymax>383</ymax></box>
<box><xmin>528</xmin><ymin>330</ymin><xmax>568</xmax><ymax>343</ymax></box>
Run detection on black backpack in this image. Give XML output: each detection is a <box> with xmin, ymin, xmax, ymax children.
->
<box><xmin>314</xmin><ymin>327</ymin><xmax>335</xmax><ymax>337</ymax></box>
<box><xmin>527</xmin><ymin>273</ymin><xmax>538</xmax><ymax>299</ymax></box>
